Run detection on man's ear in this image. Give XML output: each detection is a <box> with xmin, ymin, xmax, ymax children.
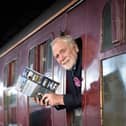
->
<box><xmin>74</xmin><ymin>43</ymin><xmax>79</xmax><ymax>53</ymax></box>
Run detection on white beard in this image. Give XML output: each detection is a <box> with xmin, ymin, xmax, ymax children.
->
<box><xmin>62</xmin><ymin>56</ymin><xmax>77</xmax><ymax>70</ymax></box>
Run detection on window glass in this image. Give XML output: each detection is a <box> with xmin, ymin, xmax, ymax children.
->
<box><xmin>102</xmin><ymin>1</ymin><xmax>112</xmax><ymax>51</ymax></box>
<box><xmin>4</xmin><ymin>60</ymin><xmax>17</xmax><ymax>125</ymax></box>
<box><xmin>4</xmin><ymin>60</ymin><xmax>16</xmax><ymax>87</ymax></box>
<box><xmin>28</xmin><ymin>40</ymin><xmax>53</xmax><ymax>75</ymax></box>
<box><xmin>29</xmin><ymin>47</ymin><xmax>35</xmax><ymax>69</ymax></box>
<box><xmin>111</xmin><ymin>0</ymin><xmax>125</xmax><ymax>44</ymax></box>
<box><xmin>101</xmin><ymin>0</ymin><xmax>125</xmax><ymax>51</ymax></box>
<box><xmin>102</xmin><ymin>53</ymin><xmax>126</xmax><ymax>126</ymax></box>
<box><xmin>4</xmin><ymin>88</ymin><xmax>17</xmax><ymax>125</ymax></box>
<box><xmin>39</xmin><ymin>40</ymin><xmax>53</xmax><ymax>76</ymax></box>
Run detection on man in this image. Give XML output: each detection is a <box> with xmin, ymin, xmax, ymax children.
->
<box><xmin>35</xmin><ymin>35</ymin><xmax>82</xmax><ymax>111</ymax></box>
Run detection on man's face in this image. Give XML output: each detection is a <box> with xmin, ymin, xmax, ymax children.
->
<box><xmin>52</xmin><ymin>39</ymin><xmax>78</xmax><ymax>70</ymax></box>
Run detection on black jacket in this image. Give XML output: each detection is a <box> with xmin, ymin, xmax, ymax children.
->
<box><xmin>56</xmin><ymin>50</ymin><xmax>82</xmax><ymax>111</ymax></box>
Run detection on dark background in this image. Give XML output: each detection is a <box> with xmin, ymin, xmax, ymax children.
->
<box><xmin>0</xmin><ymin>0</ymin><xmax>56</xmax><ymax>48</ymax></box>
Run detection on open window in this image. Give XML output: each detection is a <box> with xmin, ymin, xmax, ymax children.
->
<box><xmin>66</xmin><ymin>37</ymin><xmax>82</xmax><ymax>126</ymax></box>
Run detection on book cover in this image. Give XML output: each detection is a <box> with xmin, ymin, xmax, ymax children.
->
<box><xmin>15</xmin><ymin>67</ymin><xmax>60</xmax><ymax>97</ymax></box>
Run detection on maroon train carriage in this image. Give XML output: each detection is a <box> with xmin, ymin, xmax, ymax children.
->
<box><xmin>0</xmin><ymin>0</ymin><xmax>126</xmax><ymax>126</ymax></box>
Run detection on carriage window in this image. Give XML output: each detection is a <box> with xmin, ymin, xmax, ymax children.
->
<box><xmin>102</xmin><ymin>1</ymin><xmax>112</xmax><ymax>51</ymax></box>
<box><xmin>4</xmin><ymin>88</ymin><xmax>17</xmax><ymax>126</ymax></box>
<box><xmin>111</xmin><ymin>0</ymin><xmax>125</xmax><ymax>44</ymax></box>
<box><xmin>28</xmin><ymin>46</ymin><xmax>41</xmax><ymax>71</ymax></box>
<box><xmin>102</xmin><ymin>53</ymin><xmax>126</xmax><ymax>126</ymax></box>
<box><xmin>4</xmin><ymin>60</ymin><xmax>16</xmax><ymax>87</ymax></box>
<box><xmin>29</xmin><ymin>47</ymin><xmax>35</xmax><ymax>69</ymax></box>
<box><xmin>39</xmin><ymin>40</ymin><xmax>53</xmax><ymax>75</ymax></box>
<box><xmin>102</xmin><ymin>0</ymin><xmax>125</xmax><ymax>51</ymax></box>
<box><xmin>4</xmin><ymin>60</ymin><xmax>17</xmax><ymax>126</ymax></box>
<box><xmin>28</xmin><ymin>40</ymin><xmax>53</xmax><ymax>75</ymax></box>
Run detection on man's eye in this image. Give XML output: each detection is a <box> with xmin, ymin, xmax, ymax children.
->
<box><xmin>61</xmin><ymin>49</ymin><xmax>66</xmax><ymax>54</ymax></box>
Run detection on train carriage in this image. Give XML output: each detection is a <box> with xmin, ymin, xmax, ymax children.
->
<box><xmin>0</xmin><ymin>0</ymin><xmax>126</xmax><ymax>126</ymax></box>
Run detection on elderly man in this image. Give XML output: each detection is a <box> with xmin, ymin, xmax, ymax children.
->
<box><xmin>35</xmin><ymin>35</ymin><xmax>82</xmax><ymax>111</ymax></box>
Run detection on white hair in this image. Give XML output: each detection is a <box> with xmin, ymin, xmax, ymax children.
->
<box><xmin>50</xmin><ymin>35</ymin><xmax>76</xmax><ymax>47</ymax></box>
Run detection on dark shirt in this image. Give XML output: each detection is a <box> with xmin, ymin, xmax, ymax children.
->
<box><xmin>56</xmin><ymin>50</ymin><xmax>82</xmax><ymax>111</ymax></box>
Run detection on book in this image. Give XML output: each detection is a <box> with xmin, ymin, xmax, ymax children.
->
<box><xmin>15</xmin><ymin>67</ymin><xmax>60</xmax><ymax>97</ymax></box>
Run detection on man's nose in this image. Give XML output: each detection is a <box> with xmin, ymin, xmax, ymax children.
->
<box><xmin>59</xmin><ymin>54</ymin><xmax>64</xmax><ymax>63</ymax></box>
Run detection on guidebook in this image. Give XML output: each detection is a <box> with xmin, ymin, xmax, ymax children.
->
<box><xmin>15</xmin><ymin>67</ymin><xmax>60</xmax><ymax>97</ymax></box>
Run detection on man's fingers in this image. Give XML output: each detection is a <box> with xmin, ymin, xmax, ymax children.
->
<box><xmin>43</xmin><ymin>97</ymin><xmax>49</xmax><ymax>105</ymax></box>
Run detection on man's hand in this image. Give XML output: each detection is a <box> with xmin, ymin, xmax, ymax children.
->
<box><xmin>33</xmin><ymin>93</ymin><xmax>64</xmax><ymax>106</ymax></box>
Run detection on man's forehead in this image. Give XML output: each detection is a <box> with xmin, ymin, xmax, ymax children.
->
<box><xmin>52</xmin><ymin>42</ymin><xmax>67</xmax><ymax>55</ymax></box>
<box><xmin>53</xmin><ymin>40</ymin><xmax>68</xmax><ymax>49</ymax></box>
<box><xmin>53</xmin><ymin>44</ymin><xmax>66</xmax><ymax>53</ymax></box>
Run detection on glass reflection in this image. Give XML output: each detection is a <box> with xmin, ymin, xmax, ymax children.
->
<box><xmin>102</xmin><ymin>53</ymin><xmax>126</xmax><ymax>126</ymax></box>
